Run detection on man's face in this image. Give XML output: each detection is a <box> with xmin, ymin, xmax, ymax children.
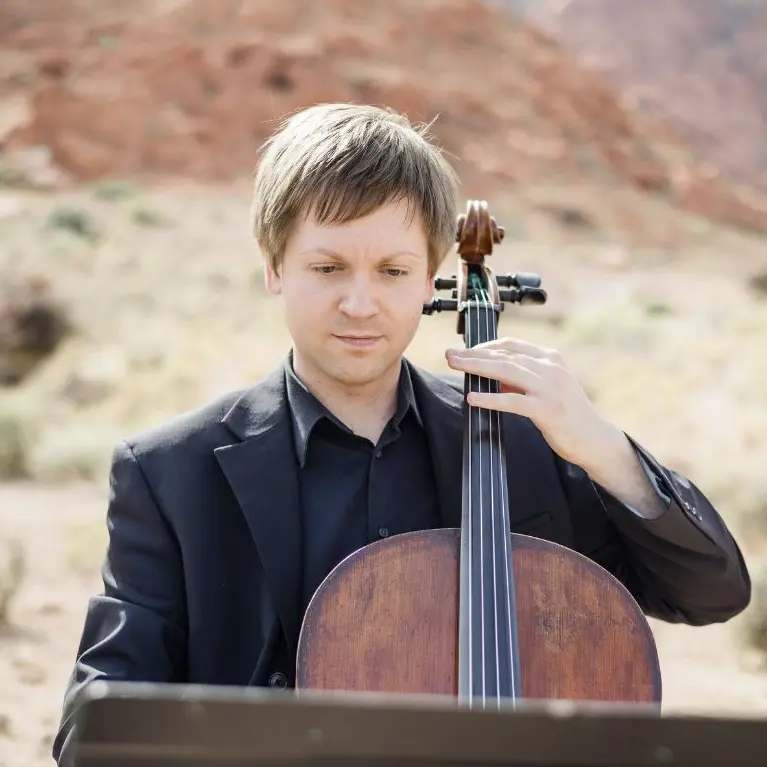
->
<box><xmin>264</xmin><ymin>199</ymin><xmax>435</xmax><ymax>392</ymax></box>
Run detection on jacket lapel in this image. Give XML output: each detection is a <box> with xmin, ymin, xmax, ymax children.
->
<box><xmin>408</xmin><ymin>364</ymin><xmax>464</xmax><ymax>528</ymax></box>
<box><xmin>213</xmin><ymin>366</ymin><xmax>303</xmax><ymax>657</ymax></box>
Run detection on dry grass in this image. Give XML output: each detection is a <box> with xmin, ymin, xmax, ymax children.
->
<box><xmin>0</xmin><ymin>390</ymin><xmax>40</xmax><ymax>479</ymax></box>
<box><xmin>0</xmin><ymin>537</ymin><xmax>24</xmax><ymax>626</ymax></box>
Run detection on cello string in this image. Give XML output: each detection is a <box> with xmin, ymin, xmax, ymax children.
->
<box><xmin>480</xmin><ymin>281</ymin><xmax>502</xmax><ymax>704</ymax></box>
<box><xmin>473</xmin><ymin>287</ymin><xmax>487</xmax><ymax>706</ymax></box>
<box><xmin>495</xmin><ymin>292</ymin><xmax>516</xmax><ymax>707</ymax></box>
<box><xmin>466</xmin><ymin>283</ymin><xmax>474</xmax><ymax>705</ymax></box>
<box><xmin>467</xmin><ymin>279</ymin><xmax>487</xmax><ymax>705</ymax></box>
<box><xmin>490</xmin><ymin>280</ymin><xmax>517</xmax><ymax>706</ymax></box>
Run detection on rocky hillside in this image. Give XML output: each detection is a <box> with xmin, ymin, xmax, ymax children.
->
<box><xmin>1</xmin><ymin>0</ymin><xmax>767</xmax><ymax>233</ymax></box>
<box><xmin>535</xmin><ymin>0</ymin><xmax>767</xmax><ymax>192</ymax></box>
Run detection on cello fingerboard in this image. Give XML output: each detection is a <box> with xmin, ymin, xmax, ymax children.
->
<box><xmin>457</xmin><ymin>270</ymin><xmax>523</xmax><ymax>707</ymax></box>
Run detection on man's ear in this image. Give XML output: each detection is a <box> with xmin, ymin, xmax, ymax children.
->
<box><xmin>423</xmin><ymin>268</ymin><xmax>436</xmax><ymax>304</ymax></box>
<box><xmin>263</xmin><ymin>259</ymin><xmax>282</xmax><ymax>295</ymax></box>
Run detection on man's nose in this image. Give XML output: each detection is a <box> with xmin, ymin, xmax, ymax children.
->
<box><xmin>339</xmin><ymin>276</ymin><xmax>379</xmax><ymax>318</ymax></box>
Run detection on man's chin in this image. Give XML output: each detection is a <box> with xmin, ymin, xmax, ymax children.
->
<box><xmin>327</xmin><ymin>356</ymin><xmax>401</xmax><ymax>388</ymax></box>
<box><xmin>334</xmin><ymin>367</ymin><xmax>392</xmax><ymax>388</ymax></box>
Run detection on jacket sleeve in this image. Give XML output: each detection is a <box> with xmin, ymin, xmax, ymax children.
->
<box><xmin>557</xmin><ymin>434</ymin><xmax>751</xmax><ymax>626</ymax></box>
<box><xmin>52</xmin><ymin>439</ymin><xmax>188</xmax><ymax>765</ymax></box>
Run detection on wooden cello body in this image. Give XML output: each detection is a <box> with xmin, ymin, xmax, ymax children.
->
<box><xmin>295</xmin><ymin>201</ymin><xmax>661</xmax><ymax>708</ymax></box>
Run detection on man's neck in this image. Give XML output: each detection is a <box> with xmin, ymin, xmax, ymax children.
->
<box><xmin>292</xmin><ymin>355</ymin><xmax>402</xmax><ymax>444</ymax></box>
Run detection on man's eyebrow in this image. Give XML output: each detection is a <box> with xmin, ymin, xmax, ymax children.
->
<box><xmin>298</xmin><ymin>248</ymin><xmax>343</xmax><ymax>257</ymax></box>
<box><xmin>384</xmin><ymin>250</ymin><xmax>423</xmax><ymax>259</ymax></box>
<box><xmin>298</xmin><ymin>248</ymin><xmax>423</xmax><ymax>259</ymax></box>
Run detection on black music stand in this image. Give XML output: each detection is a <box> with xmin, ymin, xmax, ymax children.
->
<box><xmin>70</xmin><ymin>681</ymin><xmax>767</xmax><ymax>767</ymax></box>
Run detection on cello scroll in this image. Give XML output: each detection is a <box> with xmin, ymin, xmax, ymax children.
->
<box><xmin>423</xmin><ymin>200</ymin><xmax>547</xmax><ymax>337</ymax></box>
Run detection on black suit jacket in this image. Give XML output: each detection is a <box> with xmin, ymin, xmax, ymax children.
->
<box><xmin>53</xmin><ymin>360</ymin><xmax>750</xmax><ymax>764</ymax></box>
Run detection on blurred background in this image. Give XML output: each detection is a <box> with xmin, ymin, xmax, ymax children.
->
<box><xmin>1</xmin><ymin>1</ymin><xmax>767</xmax><ymax>764</ymax></box>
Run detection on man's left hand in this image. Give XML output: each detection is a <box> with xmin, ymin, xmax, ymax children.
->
<box><xmin>445</xmin><ymin>337</ymin><xmax>625</xmax><ymax>471</ymax></box>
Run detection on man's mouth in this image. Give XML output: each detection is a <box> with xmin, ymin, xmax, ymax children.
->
<box><xmin>333</xmin><ymin>335</ymin><xmax>382</xmax><ymax>348</ymax></box>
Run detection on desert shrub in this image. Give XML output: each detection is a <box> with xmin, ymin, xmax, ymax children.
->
<box><xmin>0</xmin><ymin>537</ymin><xmax>25</xmax><ymax>626</ymax></box>
<box><xmin>0</xmin><ymin>275</ymin><xmax>72</xmax><ymax>386</ymax></box>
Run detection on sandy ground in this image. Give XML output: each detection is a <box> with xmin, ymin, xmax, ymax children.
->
<box><xmin>1</xmin><ymin>480</ymin><xmax>766</xmax><ymax>767</ymax></box>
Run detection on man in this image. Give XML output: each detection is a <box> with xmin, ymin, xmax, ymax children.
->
<box><xmin>53</xmin><ymin>103</ymin><xmax>750</xmax><ymax>764</ymax></box>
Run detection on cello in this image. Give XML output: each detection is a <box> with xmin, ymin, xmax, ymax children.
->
<box><xmin>295</xmin><ymin>200</ymin><xmax>661</xmax><ymax>708</ymax></box>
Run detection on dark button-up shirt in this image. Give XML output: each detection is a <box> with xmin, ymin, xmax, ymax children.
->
<box><xmin>285</xmin><ymin>357</ymin><xmax>441</xmax><ymax>613</ymax></box>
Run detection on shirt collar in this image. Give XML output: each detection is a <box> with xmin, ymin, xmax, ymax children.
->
<box><xmin>284</xmin><ymin>351</ymin><xmax>423</xmax><ymax>467</ymax></box>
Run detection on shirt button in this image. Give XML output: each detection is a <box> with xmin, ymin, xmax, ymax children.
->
<box><xmin>378</xmin><ymin>527</ymin><xmax>389</xmax><ymax>538</ymax></box>
<box><xmin>374</xmin><ymin>449</ymin><xmax>382</xmax><ymax>459</ymax></box>
<box><xmin>268</xmin><ymin>672</ymin><xmax>288</xmax><ymax>689</ymax></box>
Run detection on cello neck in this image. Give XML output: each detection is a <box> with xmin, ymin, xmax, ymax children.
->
<box><xmin>457</xmin><ymin>265</ymin><xmax>523</xmax><ymax>707</ymax></box>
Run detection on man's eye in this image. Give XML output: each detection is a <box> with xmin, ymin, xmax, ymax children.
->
<box><xmin>313</xmin><ymin>265</ymin><xmax>338</xmax><ymax>274</ymax></box>
<box><xmin>384</xmin><ymin>268</ymin><xmax>407</xmax><ymax>277</ymax></box>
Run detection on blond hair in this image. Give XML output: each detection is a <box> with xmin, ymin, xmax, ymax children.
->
<box><xmin>250</xmin><ymin>103</ymin><xmax>459</xmax><ymax>275</ymax></box>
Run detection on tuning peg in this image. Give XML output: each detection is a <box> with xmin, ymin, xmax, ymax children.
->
<box><xmin>422</xmin><ymin>298</ymin><xmax>458</xmax><ymax>315</ymax></box>
<box><xmin>496</xmin><ymin>272</ymin><xmax>542</xmax><ymax>289</ymax></box>
<box><xmin>434</xmin><ymin>277</ymin><xmax>457</xmax><ymax>291</ymax></box>
<box><xmin>498</xmin><ymin>287</ymin><xmax>547</xmax><ymax>305</ymax></box>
